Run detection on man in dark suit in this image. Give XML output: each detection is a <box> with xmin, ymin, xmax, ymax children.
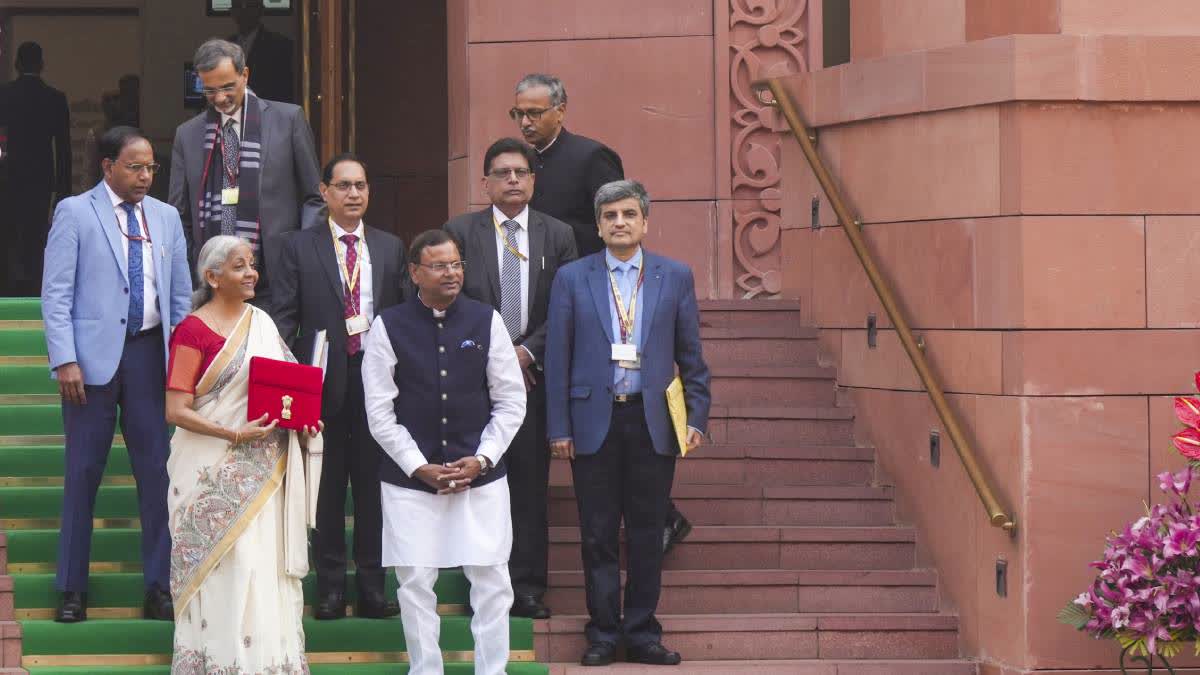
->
<box><xmin>169</xmin><ymin>38</ymin><xmax>320</xmax><ymax>310</ymax></box>
<box><xmin>545</xmin><ymin>180</ymin><xmax>711</xmax><ymax>667</ymax></box>
<box><xmin>272</xmin><ymin>153</ymin><xmax>405</xmax><ymax>619</ymax></box>
<box><xmin>444</xmin><ymin>137</ymin><xmax>578</xmax><ymax>619</ymax></box>
<box><xmin>514</xmin><ymin>73</ymin><xmax>692</xmax><ymax>554</ymax></box>
<box><xmin>0</xmin><ymin>42</ymin><xmax>71</xmax><ymax>296</ymax></box>
<box><xmin>228</xmin><ymin>0</ymin><xmax>295</xmax><ymax>104</ymax></box>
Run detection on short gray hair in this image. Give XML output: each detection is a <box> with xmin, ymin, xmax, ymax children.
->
<box><xmin>192</xmin><ymin>235</ymin><xmax>248</xmax><ymax>309</ymax></box>
<box><xmin>515</xmin><ymin>73</ymin><xmax>567</xmax><ymax>107</ymax></box>
<box><xmin>594</xmin><ymin>180</ymin><xmax>651</xmax><ymax>223</ymax></box>
<box><xmin>194</xmin><ymin>39</ymin><xmax>245</xmax><ymax>73</ymax></box>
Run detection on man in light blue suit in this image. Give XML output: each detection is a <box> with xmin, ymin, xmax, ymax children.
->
<box><xmin>545</xmin><ymin>180</ymin><xmax>711</xmax><ymax>667</ymax></box>
<box><xmin>41</xmin><ymin>126</ymin><xmax>191</xmax><ymax>623</ymax></box>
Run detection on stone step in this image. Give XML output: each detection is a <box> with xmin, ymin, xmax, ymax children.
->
<box><xmin>535</xmin><ymin>613</ymin><xmax>963</xmax><ymax>662</ymax></box>
<box><xmin>545</xmin><ymin>570</ymin><xmax>940</xmax><ymax>615</ymax></box>
<box><xmin>547</xmin><ymin>525</ymin><xmax>916</xmax><ymax>571</ymax></box>
<box><xmin>709</xmin><ymin>407</ymin><xmax>856</xmax><ymax>446</ymax></box>
<box><xmin>545</xmin><ymin>660</ymin><xmax>977</xmax><ymax>674</ymax></box>
<box><xmin>549</xmin><ymin>444</ymin><xmax>877</xmax><ymax>489</ymax></box>
<box><xmin>698</xmin><ymin>301</ymin><xmax>805</xmax><ymax>331</ymax></box>
<box><xmin>548</xmin><ymin>485</ymin><xmax>896</xmax><ymax>527</ymax></box>
<box><xmin>700</xmin><ymin>325</ymin><xmax>820</xmax><ymax>368</ymax></box>
<box><xmin>710</xmin><ymin>366</ymin><xmax>838</xmax><ymax>407</ymax></box>
<box><xmin>0</xmin><ymin>620</ymin><xmax>18</xmax><ymax>668</ymax></box>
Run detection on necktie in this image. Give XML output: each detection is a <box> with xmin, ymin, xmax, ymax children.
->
<box><xmin>499</xmin><ymin>220</ymin><xmax>522</xmax><ymax>341</ymax></box>
<box><xmin>122</xmin><ymin>202</ymin><xmax>143</xmax><ymax>335</ymax></box>
<box><xmin>341</xmin><ymin>234</ymin><xmax>362</xmax><ymax>355</ymax></box>
<box><xmin>221</xmin><ymin>117</ymin><xmax>239</xmax><ymax>236</ymax></box>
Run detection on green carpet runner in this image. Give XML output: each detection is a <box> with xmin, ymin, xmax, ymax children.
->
<box><xmin>0</xmin><ymin>298</ymin><xmax>548</xmax><ymax>673</ymax></box>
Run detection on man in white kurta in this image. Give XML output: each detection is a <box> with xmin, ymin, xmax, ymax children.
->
<box><xmin>362</xmin><ymin>229</ymin><xmax>526</xmax><ymax>675</ymax></box>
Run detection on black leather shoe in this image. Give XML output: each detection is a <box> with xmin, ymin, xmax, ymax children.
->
<box><xmin>313</xmin><ymin>591</ymin><xmax>347</xmax><ymax>620</ymax></box>
<box><xmin>580</xmin><ymin>641</ymin><xmax>617</xmax><ymax>666</ymax></box>
<box><xmin>143</xmin><ymin>586</ymin><xmax>174</xmax><ymax>621</ymax></box>
<box><xmin>54</xmin><ymin>591</ymin><xmax>87</xmax><ymax>623</ymax></box>
<box><xmin>356</xmin><ymin>594</ymin><xmax>400</xmax><ymax>619</ymax></box>
<box><xmin>627</xmin><ymin>642</ymin><xmax>682</xmax><ymax>666</ymax></box>
<box><xmin>663</xmin><ymin>511</ymin><xmax>693</xmax><ymax>554</ymax></box>
<box><xmin>510</xmin><ymin>594</ymin><xmax>551</xmax><ymax>619</ymax></box>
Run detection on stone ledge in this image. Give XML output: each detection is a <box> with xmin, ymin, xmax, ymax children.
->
<box><xmin>781</xmin><ymin>33</ymin><xmax>1200</xmax><ymax>128</ymax></box>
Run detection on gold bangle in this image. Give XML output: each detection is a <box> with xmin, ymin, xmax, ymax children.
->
<box><xmin>233</xmin><ymin>430</ymin><xmax>240</xmax><ymax>445</ymax></box>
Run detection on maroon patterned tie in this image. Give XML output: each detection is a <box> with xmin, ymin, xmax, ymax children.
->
<box><xmin>341</xmin><ymin>234</ymin><xmax>362</xmax><ymax>354</ymax></box>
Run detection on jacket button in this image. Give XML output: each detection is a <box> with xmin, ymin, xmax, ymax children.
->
<box><xmin>442</xmin><ymin>439</ymin><xmax>447</xmax><ymax>446</ymax></box>
<box><xmin>441</xmin><ymin>393</ymin><xmax>447</xmax><ymax>401</ymax></box>
<box><xmin>442</xmin><ymin>418</ymin><xmax>447</xmax><ymax>424</ymax></box>
<box><xmin>440</xmin><ymin>370</ymin><xmax>447</xmax><ymax>377</ymax></box>
<box><xmin>437</xmin><ymin>323</ymin><xmax>443</xmax><ymax>329</ymax></box>
<box><xmin>120</xmin><ymin>318</ymin><xmax>126</xmax><ymax>324</ymax></box>
<box><xmin>123</xmin><ymin>288</ymin><xmax>129</xmax><ymax>294</ymax></box>
<box><xmin>439</xmin><ymin>346</ymin><xmax>445</xmax><ymax>353</ymax></box>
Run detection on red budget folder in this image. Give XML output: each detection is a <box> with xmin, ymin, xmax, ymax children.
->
<box><xmin>247</xmin><ymin>356</ymin><xmax>323</xmax><ymax>431</ymax></box>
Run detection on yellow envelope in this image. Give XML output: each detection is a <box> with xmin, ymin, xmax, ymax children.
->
<box><xmin>666</xmin><ymin>376</ymin><xmax>690</xmax><ymax>457</ymax></box>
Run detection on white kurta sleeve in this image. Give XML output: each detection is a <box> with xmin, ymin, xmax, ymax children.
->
<box><xmin>362</xmin><ymin>317</ymin><xmax>428</xmax><ymax>477</ymax></box>
<box><xmin>474</xmin><ymin>310</ymin><xmax>527</xmax><ymax>466</ymax></box>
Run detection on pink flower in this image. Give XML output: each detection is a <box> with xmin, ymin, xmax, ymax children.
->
<box><xmin>1111</xmin><ymin>605</ymin><xmax>1131</xmax><ymax>629</ymax></box>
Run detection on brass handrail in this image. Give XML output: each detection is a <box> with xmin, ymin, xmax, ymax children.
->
<box><xmin>755</xmin><ymin>77</ymin><xmax>1016</xmax><ymax>533</ymax></box>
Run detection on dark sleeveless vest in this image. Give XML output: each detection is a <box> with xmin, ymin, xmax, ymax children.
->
<box><xmin>377</xmin><ymin>296</ymin><xmax>507</xmax><ymax>492</ymax></box>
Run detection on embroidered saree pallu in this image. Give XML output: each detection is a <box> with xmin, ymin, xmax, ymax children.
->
<box><xmin>167</xmin><ymin>306</ymin><xmax>322</xmax><ymax>674</ymax></box>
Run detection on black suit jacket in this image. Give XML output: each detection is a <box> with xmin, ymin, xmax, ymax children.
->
<box><xmin>530</xmin><ymin>128</ymin><xmax>623</xmax><ymax>257</ymax></box>
<box><xmin>0</xmin><ymin>74</ymin><xmax>71</xmax><ymax>195</ymax></box>
<box><xmin>231</xmin><ymin>27</ymin><xmax>295</xmax><ymax>104</ymax></box>
<box><xmin>444</xmin><ymin>207</ymin><xmax>578</xmax><ymax>362</ymax></box>
<box><xmin>272</xmin><ymin>223</ymin><xmax>406</xmax><ymax>416</ymax></box>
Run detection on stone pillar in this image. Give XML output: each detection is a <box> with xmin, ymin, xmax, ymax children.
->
<box><xmin>780</xmin><ymin>2</ymin><xmax>1200</xmax><ymax>671</ymax></box>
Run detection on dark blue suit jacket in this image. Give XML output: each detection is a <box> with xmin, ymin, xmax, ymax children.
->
<box><xmin>545</xmin><ymin>250</ymin><xmax>711</xmax><ymax>456</ymax></box>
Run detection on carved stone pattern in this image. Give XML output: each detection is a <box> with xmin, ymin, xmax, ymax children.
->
<box><xmin>730</xmin><ymin>0</ymin><xmax>808</xmax><ymax>298</ymax></box>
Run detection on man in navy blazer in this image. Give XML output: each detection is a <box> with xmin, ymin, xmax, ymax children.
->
<box><xmin>41</xmin><ymin>126</ymin><xmax>191</xmax><ymax>623</ymax></box>
<box><xmin>545</xmin><ymin>180</ymin><xmax>711</xmax><ymax>667</ymax></box>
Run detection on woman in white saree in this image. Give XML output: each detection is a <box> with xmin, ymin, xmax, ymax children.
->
<box><xmin>164</xmin><ymin>236</ymin><xmax>322</xmax><ymax>674</ymax></box>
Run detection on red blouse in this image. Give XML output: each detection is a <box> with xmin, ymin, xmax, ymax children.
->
<box><xmin>167</xmin><ymin>316</ymin><xmax>228</xmax><ymax>394</ymax></box>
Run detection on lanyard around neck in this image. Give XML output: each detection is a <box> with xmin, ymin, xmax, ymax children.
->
<box><xmin>492</xmin><ymin>212</ymin><xmax>528</xmax><ymax>261</ymax></box>
<box><xmin>331</xmin><ymin>225</ymin><xmax>363</xmax><ymax>295</ymax></box>
<box><xmin>608</xmin><ymin>263</ymin><xmax>644</xmax><ymax>344</ymax></box>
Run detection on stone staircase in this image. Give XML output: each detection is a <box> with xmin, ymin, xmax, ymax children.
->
<box><xmin>537</xmin><ymin>301</ymin><xmax>979</xmax><ymax>673</ymax></box>
<box><xmin>0</xmin><ymin>297</ymin><xmax>979</xmax><ymax>673</ymax></box>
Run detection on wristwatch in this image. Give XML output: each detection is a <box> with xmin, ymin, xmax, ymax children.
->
<box><xmin>476</xmin><ymin>454</ymin><xmax>492</xmax><ymax>476</ymax></box>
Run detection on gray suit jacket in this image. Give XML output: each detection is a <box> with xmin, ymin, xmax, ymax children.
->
<box><xmin>167</xmin><ymin>96</ymin><xmax>321</xmax><ymax>295</ymax></box>
<box><xmin>444</xmin><ymin>206</ymin><xmax>578</xmax><ymax>362</ymax></box>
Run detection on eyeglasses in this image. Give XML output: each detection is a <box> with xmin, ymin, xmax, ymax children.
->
<box><xmin>202</xmin><ymin>83</ymin><xmax>240</xmax><ymax>98</ymax></box>
<box><xmin>508</xmin><ymin>106</ymin><xmax>558</xmax><ymax>122</ymax></box>
<box><xmin>329</xmin><ymin>181</ymin><xmax>369</xmax><ymax>193</ymax></box>
<box><xmin>487</xmin><ymin>168</ymin><xmax>532</xmax><ymax>180</ymax></box>
<box><xmin>415</xmin><ymin>261</ymin><xmax>466</xmax><ymax>274</ymax></box>
<box><xmin>117</xmin><ymin>162</ymin><xmax>161</xmax><ymax>175</ymax></box>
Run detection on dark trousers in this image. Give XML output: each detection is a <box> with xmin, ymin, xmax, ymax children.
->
<box><xmin>571</xmin><ymin>400</ymin><xmax>676</xmax><ymax>647</ymax></box>
<box><xmin>508</xmin><ymin>381</ymin><xmax>549</xmax><ymax>598</ymax></box>
<box><xmin>56</xmin><ymin>327</ymin><xmax>170</xmax><ymax>592</ymax></box>
<box><xmin>312</xmin><ymin>352</ymin><xmax>386</xmax><ymax>596</ymax></box>
<box><xmin>4</xmin><ymin>185</ymin><xmax>51</xmax><ymax>296</ymax></box>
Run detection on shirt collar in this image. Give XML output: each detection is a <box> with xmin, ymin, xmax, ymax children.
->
<box><xmin>329</xmin><ymin>218</ymin><xmax>365</xmax><ymax>240</ymax></box>
<box><xmin>605</xmin><ymin>246</ymin><xmax>643</xmax><ymax>273</ymax></box>
<box><xmin>492</xmin><ymin>204</ymin><xmax>529</xmax><ymax>230</ymax></box>
<box><xmin>102</xmin><ymin>180</ymin><xmax>140</xmax><ymax>211</ymax></box>
<box><xmin>536</xmin><ymin>129</ymin><xmax>562</xmax><ymax>154</ymax></box>
<box><xmin>220</xmin><ymin>104</ymin><xmax>243</xmax><ymax>130</ymax></box>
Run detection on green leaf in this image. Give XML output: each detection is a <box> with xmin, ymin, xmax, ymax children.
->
<box><xmin>1057</xmin><ymin>601</ymin><xmax>1091</xmax><ymax>630</ymax></box>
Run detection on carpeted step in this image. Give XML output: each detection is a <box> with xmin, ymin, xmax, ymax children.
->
<box><xmin>19</xmin><ymin>615</ymin><xmax>534</xmax><ymax>654</ymax></box>
<box><xmin>0</xmin><ymin>331</ymin><xmax>47</xmax><ymax>358</ymax></box>
<box><xmin>0</xmin><ymin>366</ymin><xmax>56</xmax><ymax>396</ymax></box>
<box><xmin>0</xmin><ymin>299</ymin><xmax>42</xmax><ymax>321</ymax></box>
<box><xmin>0</xmin><ymin>447</ymin><xmax>132</xmax><ymax>483</ymax></box>
<box><xmin>0</xmin><ymin>406</ymin><xmax>63</xmax><ymax>438</ymax></box>
<box><xmin>11</xmin><ymin>571</ymin><xmax>472</xmax><ymax>614</ymax></box>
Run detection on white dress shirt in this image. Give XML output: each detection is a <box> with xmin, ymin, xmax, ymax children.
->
<box><xmin>491</xmin><ymin>204</ymin><xmax>529</xmax><ymax>336</ymax></box>
<box><xmin>219</xmin><ymin>104</ymin><xmax>244</xmax><ymax>141</ymax></box>
<box><xmin>102</xmin><ymin>180</ymin><xmax>160</xmax><ymax>330</ymax></box>
<box><xmin>330</xmin><ymin>219</ymin><xmax>374</xmax><ymax>322</ymax></box>
<box><xmin>363</xmin><ymin>301</ymin><xmax>526</xmax><ymax>568</ymax></box>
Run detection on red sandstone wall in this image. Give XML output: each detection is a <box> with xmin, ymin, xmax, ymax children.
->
<box><xmin>780</xmin><ymin>7</ymin><xmax>1200</xmax><ymax>672</ymax></box>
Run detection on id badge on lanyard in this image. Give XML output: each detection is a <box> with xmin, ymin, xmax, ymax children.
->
<box><xmin>609</xmin><ymin>267</ymin><xmax>643</xmax><ymax>369</ymax></box>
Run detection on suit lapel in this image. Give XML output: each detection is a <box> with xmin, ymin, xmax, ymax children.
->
<box><xmin>478</xmin><ymin>209</ymin><xmax>502</xmax><ymax>305</ymax></box>
<box><xmin>588</xmin><ymin>255</ymin><xmax>615</xmax><ymax>344</ymax></box>
<box><xmin>90</xmin><ymin>183</ymin><xmax>128</xmax><ymax>282</ymax></box>
<box><xmin>257</xmin><ymin>98</ymin><xmax>271</xmax><ymax>174</ymax></box>
<box><xmin>144</xmin><ymin>201</ymin><xmax>169</xmax><ymax>303</ymax></box>
<box><xmin>313</xmin><ymin>226</ymin><xmax>344</xmax><ymax>304</ymax></box>
<box><xmin>638</xmin><ymin>252</ymin><xmax>665</xmax><ymax>348</ymax></box>
<box><xmin>364</xmin><ymin>225</ymin><xmax>386</xmax><ymax>303</ymax></box>
<box><xmin>526</xmin><ymin>212</ymin><xmax>545</xmax><ymax>311</ymax></box>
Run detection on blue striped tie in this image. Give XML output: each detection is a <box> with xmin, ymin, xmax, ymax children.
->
<box><xmin>500</xmin><ymin>220</ymin><xmax>522</xmax><ymax>341</ymax></box>
<box><xmin>122</xmin><ymin>202</ymin><xmax>143</xmax><ymax>335</ymax></box>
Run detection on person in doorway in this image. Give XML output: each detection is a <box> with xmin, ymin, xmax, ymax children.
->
<box><xmin>443</xmin><ymin>137</ymin><xmax>578</xmax><ymax>619</ymax></box>
<box><xmin>272</xmin><ymin>153</ymin><xmax>406</xmax><ymax>620</ymax></box>
<box><xmin>513</xmin><ymin>73</ymin><xmax>692</xmax><ymax>555</ymax></box>
<box><xmin>228</xmin><ymin>0</ymin><xmax>295</xmax><ymax>104</ymax></box>
<box><xmin>544</xmin><ymin>180</ymin><xmax>711</xmax><ymax>667</ymax></box>
<box><xmin>169</xmin><ymin>38</ymin><xmax>321</xmax><ymax>310</ymax></box>
<box><xmin>363</xmin><ymin>230</ymin><xmax>526</xmax><ymax>675</ymax></box>
<box><xmin>40</xmin><ymin>126</ymin><xmax>191</xmax><ymax>623</ymax></box>
<box><xmin>0</xmin><ymin>41</ymin><xmax>71</xmax><ymax>296</ymax></box>
<box><xmin>164</xmin><ymin>235</ymin><xmax>322</xmax><ymax>672</ymax></box>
